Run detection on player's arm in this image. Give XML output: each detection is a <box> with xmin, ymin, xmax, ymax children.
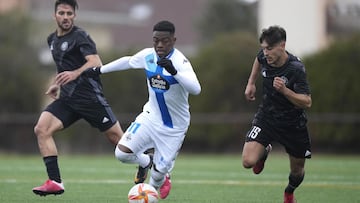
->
<box><xmin>174</xmin><ymin>67</ymin><xmax>201</xmax><ymax>95</ymax></box>
<box><xmin>45</xmin><ymin>75</ymin><xmax>60</xmax><ymax>100</ymax></box>
<box><xmin>55</xmin><ymin>54</ymin><xmax>102</xmax><ymax>85</ymax></box>
<box><xmin>245</xmin><ymin>57</ymin><xmax>261</xmax><ymax>101</ymax></box>
<box><xmin>99</xmin><ymin>56</ymin><xmax>132</xmax><ymax>73</ymax></box>
<box><xmin>273</xmin><ymin>77</ymin><xmax>312</xmax><ymax>109</ymax></box>
<box><xmin>157</xmin><ymin>57</ymin><xmax>201</xmax><ymax>95</ymax></box>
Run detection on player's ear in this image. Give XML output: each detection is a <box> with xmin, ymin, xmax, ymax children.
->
<box><xmin>280</xmin><ymin>41</ymin><xmax>286</xmax><ymax>48</ymax></box>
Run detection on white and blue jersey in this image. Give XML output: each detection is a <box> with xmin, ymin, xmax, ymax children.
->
<box><xmin>128</xmin><ymin>48</ymin><xmax>201</xmax><ymax>130</ymax></box>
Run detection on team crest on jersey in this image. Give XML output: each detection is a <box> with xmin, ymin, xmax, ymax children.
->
<box><xmin>150</xmin><ymin>74</ymin><xmax>169</xmax><ymax>92</ymax></box>
<box><xmin>61</xmin><ymin>41</ymin><xmax>68</xmax><ymax>51</ymax></box>
<box><xmin>280</xmin><ymin>76</ymin><xmax>289</xmax><ymax>85</ymax></box>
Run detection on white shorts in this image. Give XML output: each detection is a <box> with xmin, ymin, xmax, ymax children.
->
<box><xmin>119</xmin><ymin>112</ymin><xmax>187</xmax><ymax>173</ymax></box>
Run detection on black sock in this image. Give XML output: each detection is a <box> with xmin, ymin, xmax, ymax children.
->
<box><xmin>43</xmin><ymin>156</ymin><xmax>61</xmax><ymax>183</ymax></box>
<box><xmin>285</xmin><ymin>173</ymin><xmax>304</xmax><ymax>194</ymax></box>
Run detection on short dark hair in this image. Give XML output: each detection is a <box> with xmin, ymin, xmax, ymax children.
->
<box><xmin>153</xmin><ymin>20</ymin><xmax>175</xmax><ymax>34</ymax></box>
<box><xmin>55</xmin><ymin>0</ymin><xmax>78</xmax><ymax>12</ymax></box>
<box><xmin>259</xmin><ymin>25</ymin><xmax>286</xmax><ymax>46</ymax></box>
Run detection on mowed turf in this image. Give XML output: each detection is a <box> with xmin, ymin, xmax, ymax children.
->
<box><xmin>0</xmin><ymin>153</ymin><xmax>359</xmax><ymax>203</ymax></box>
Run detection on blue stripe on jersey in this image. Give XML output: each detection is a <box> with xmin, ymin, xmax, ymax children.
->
<box><xmin>145</xmin><ymin>52</ymin><xmax>178</xmax><ymax>128</ymax></box>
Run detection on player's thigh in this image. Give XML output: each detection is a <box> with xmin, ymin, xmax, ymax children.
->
<box><xmin>243</xmin><ymin>125</ymin><xmax>271</xmax><ymax>163</ymax></box>
<box><xmin>119</xmin><ymin>121</ymin><xmax>153</xmax><ymax>154</ymax></box>
<box><xmin>282</xmin><ymin>127</ymin><xmax>311</xmax><ymax>159</ymax></box>
<box><xmin>35</xmin><ymin>100</ymin><xmax>79</xmax><ymax>134</ymax></box>
<box><xmin>42</xmin><ymin>99</ymin><xmax>80</xmax><ymax>129</ymax></box>
<box><xmin>79</xmin><ymin>103</ymin><xmax>118</xmax><ymax>132</ymax></box>
<box><xmin>34</xmin><ymin>111</ymin><xmax>63</xmax><ymax>135</ymax></box>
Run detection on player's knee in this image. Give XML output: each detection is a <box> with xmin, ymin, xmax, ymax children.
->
<box><xmin>114</xmin><ymin>146</ymin><xmax>136</xmax><ymax>163</ymax></box>
<box><xmin>34</xmin><ymin>124</ymin><xmax>47</xmax><ymax>138</ymax></box>
<box><xmin>242</xmin><ymin>156</ymin><xmax>255</xmax><ymax>169</ymax></box>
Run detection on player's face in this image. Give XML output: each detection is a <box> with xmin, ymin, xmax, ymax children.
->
<box><xmin>54</xmin><ymin>4</ymin><xmax>76</xmax><ymax>34</ymax></box>
<box><xmin>153</xmin><ymin>31</ymin><xmax>176</xmax><ymax>58</ymax></box>
<box><xmin>261</xmin><ymin>40</ymin><xmax>286</xmax><ymax>67</ymax></box>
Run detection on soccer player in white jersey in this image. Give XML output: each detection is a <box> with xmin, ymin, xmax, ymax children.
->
<box><xmin>86</xmin><ymin>20</ymin><xmax>201</xmax><ymax>199</ymax></box>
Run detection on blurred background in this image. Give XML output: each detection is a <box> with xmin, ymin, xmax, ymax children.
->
<box><xmin>0</xmin><ymin>0</ymin><xmax>359</xmax><ymax>154</ymax></box>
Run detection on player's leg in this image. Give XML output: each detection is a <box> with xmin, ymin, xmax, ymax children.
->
<box><xmin>114</xmin><ymin>119</ymin><xmax>153</xmax><ymax>183</ymax></box>
<box><xmin>242</xmin><ymin>125</ymin><xmax>272</xmax><ymax>174</ymax></box>
<box><xmin>284</xmin><ymin>156</ymin><xmax>305</xmax><ymax>203</ymax></box>
<box><xmin>83</xmin><ymin>103</ymin><xmax>123</xmax><ymax>145</ymax></box>
<box><xmin>149</xmin><ymin>128</ymin><xmax>185</xmax><ymax>199</ymax></box>
<box><xmin>32</xmin><ymin>111</ymin><xmax>64</xmax><ymax>196</ymax></box>
<box><xmin>282</xmin><ymin>127</ymin><xmax>311</xmax><ymax>203</ymax></box>
<box><xmin>33</xmin><ymin>100</ymin><xmax>79</xmax><ymax>196</ymax></box>
<box><xmin>115</xmin><ymin>143</ymin><xmax>153</xmax><ymax>184</ymax></box>
<box><xmin>149</xmin><ymin>165</ymin><xmax>171</xmax><ymax>199</ymax></box>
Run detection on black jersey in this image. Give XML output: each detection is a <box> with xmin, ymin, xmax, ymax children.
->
<box><xmin>254</xmin><ymin>50</ymin><xmax>311</xmax><ymax>127</ymax></box>
<box><xmin>47</xmin><ymin>26</ymin><xmax>106</xmax><ymax>104</ymax></box>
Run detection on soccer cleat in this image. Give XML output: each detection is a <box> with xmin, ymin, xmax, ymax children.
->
<box><xmin>32</xmin><ymin>179</ymin><xmax>64</xmax><ymax>196</ymax></box>
<box><xmin>253</xmin><ymin>144</ymin><xmax>272</xmax><ymax>174</ymax></box>
<box><xmin>134</xmin><ymin>154</ymin><xmax>153</xmax><ymax>184</ymax></box>
<box><xmin>159</xmin><ymin>174</ymin><xmax>172</xmax><ymax>199</ymax></box>
<box><xmin>284</xmin><ymin>192</ymin><xmax>297</xmax><ymax>203</ymax></box>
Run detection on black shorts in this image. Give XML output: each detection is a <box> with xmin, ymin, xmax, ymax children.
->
<box><xmin>45</xmin><ymin>99</ymin><xmax>117</xmax><ymax>132</ymax></box>
<box><xmin>245</xmin><ymin>120</ymin><xmax>312</xmax><ymax>159</ymax></box>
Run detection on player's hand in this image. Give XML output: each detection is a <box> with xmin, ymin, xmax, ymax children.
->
<box><xmin>245</xmin><ymin>84</ymin><xmax>256</xmax><ymax>101</ymax></box>
<box><xmin>273</xmin><ymin>77</ymin><xmax>286</xmax><ymax>93</ymax></box>
<box><xmin>83</xmin><ymin>66</ymin><xmax>102</xmax><ymax>78</ymax></box>
<box><xmin>55</xmin><ymin>70</ymin><xmax>80</xmax><ymax>85</ymax></box>
<box><xmin>45</xmin><ymin>84</ymin><xmax>60</xmax><ymax>99</ymax></box>
<box><xmin>157</xmin><ymin>58</ymin><xmax>177</xmax><ymax>75</ymax></box>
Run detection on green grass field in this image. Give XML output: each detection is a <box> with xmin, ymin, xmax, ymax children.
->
<box><xmin>0</xmin><ymin>153</ymin><xmax>359</xmax><ymax>203</ymax></box>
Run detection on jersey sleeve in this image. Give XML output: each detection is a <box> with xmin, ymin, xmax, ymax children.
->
<box><xmin>76</xmin><ymin>30</ymin><xmax>98</xmax><ymax>57</ymax></box>
<box><xmin>47</xmin><ymin>33</ymin><xmax>55</xmax><ymax>47</ymax></box>
<box><xmin>172</xmin><ymin>54</ymin><xmax>201</xmax><ymax>95</ymax></box>
<box><xmin>128</xmin><ymin>48</ymin><xmax>151</xmax><ymax>69</ymax></box>
<box><xmin>289</xmin><ymin>55</ymin><xmax>311</xmax><ymax>95</ymax></box>
<box><xmin>294</xmin><ymin>68</ymin><xmax>311</xmax><ymax>95</ymax></box>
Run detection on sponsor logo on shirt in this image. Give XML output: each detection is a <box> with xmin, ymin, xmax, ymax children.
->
<box><xmin>150</xmin><ymin>74</ymin><xmax>169</xmax><ymax>92</ymax></box>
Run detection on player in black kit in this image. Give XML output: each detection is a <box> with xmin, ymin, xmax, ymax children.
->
<box><xmin>241</xmin><ymin>26</ymin><xmax>312</xmax><ymax>203</ymax></box>
<box><xmin>32</xmin><ymin>0</ymin><xmax>123</xmax><ymax>196</ymax></box>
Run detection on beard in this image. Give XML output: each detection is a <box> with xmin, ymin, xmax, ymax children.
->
<box><xmin>57</xmin><ymin>20</ymin><xmax>73</xmax><ymax>32</ymax></box>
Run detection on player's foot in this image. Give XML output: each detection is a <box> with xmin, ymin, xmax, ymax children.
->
<box><xmin>253</xmin><ymin>144</ymin><xmax>272</xmax><ymax>174</ymax></box>
<box><xmin>284</xmin><ymin>192</ymin><xmax>297</xmax><ymax>203</ymax></box>
<box><xmin>159</xmin><ymin>174</ymin><xmax>172</xmax><ymax>199</ymax></box>
<box><xmin>32</xmin><ymin>179</ymin><xmax>64</xmax><ymax>196</ymax></box>
<box><xmin>134</xmin><ymin>154</ymin><xmax>153</xmax><ymax>184</ymax></box>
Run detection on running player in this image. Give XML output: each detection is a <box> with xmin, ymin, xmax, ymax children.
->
<box><xmin>87</xmin><ymin>20</ymin><xmax>201</xmax><ymax>199</ymax></box>
<box><xmin>32</xmin><ymin>0</ymin><xmax>124</xmax><ymax>196</ymax></box>
<box><xmin>242</xmin><ymin>25</ymin><xmax>312</xmax><ymax>203</ymax></box>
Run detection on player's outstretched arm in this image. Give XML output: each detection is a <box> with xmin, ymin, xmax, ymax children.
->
<box><xmin>100</xmin><ymin>56</ymin><xmax>132</xmax><ymax>73</ymax></box>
